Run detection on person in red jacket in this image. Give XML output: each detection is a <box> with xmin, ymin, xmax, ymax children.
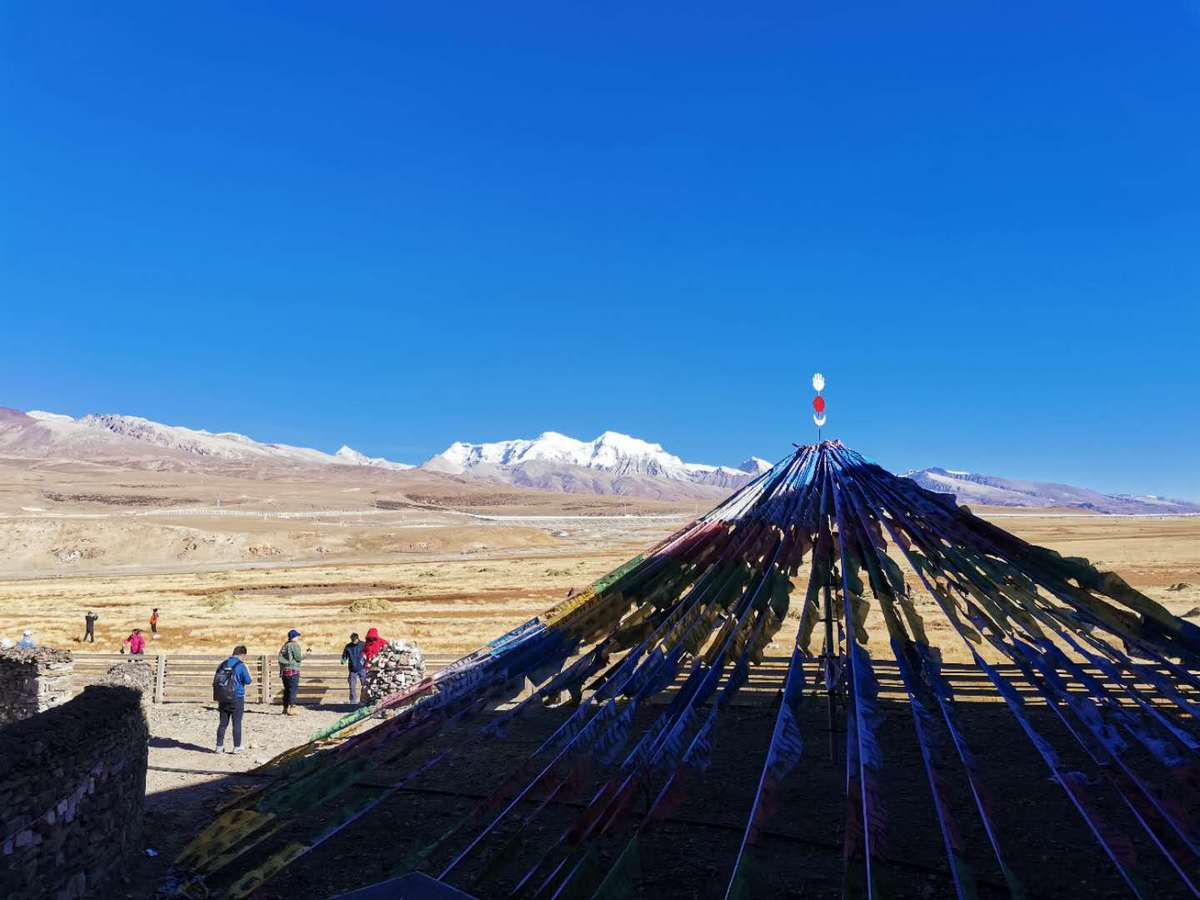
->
<box><xmin>362</xmin><ymin>627</ymin><xmax>386</xmax><ymax>663</ymax></box>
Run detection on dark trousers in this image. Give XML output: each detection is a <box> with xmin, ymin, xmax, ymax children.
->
<box><xmin>217</xmin><ymin>697</ymin><xmax>244</xmax><ymax>748</ymax></box>
<box><xmin>84</xmin><ymin>629</ymin><xmax>94</xmax><ymax>642</ymax></box>
<box><xmin>282</xmin><ymin>672</ymin><xmax>300</xmax><ymax>708</ymax></box>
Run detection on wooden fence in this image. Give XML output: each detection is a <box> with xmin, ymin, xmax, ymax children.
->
<box><xmin>70</xmin><ymin>652</ymin><xmax>460</xmax><ymax>705</ymax></box>
<box><xmin>71</xmin><ymin>652</ymin><xmax>1200</xmax><ymax>708</ymax></box>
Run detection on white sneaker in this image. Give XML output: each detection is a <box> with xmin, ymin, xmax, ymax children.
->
<box><xmin>230</xmin><ymin>747</ymin><xmax>244</xmax><ymax>755</ymax></box>
<box><xmin>215</xmin><ymin>745</ymin><xmax>225</xmax><ymax>754</ymax></box>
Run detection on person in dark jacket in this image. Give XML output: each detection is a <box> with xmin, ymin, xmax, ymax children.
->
<box><xmin>278</xmin><ymin>629</ymin><xmax>303</xmax><ymax>716</ymax></box>
<box><xmin>340</xmin><ymin>632</ymin><xmax>366</xmax><ymax>704</ymax></box>
<box><xmin>83</xmin><ymin>611</ymin><xmax>98</xmax><ymax>643</ymax></box>
<box><xmin>215</xmin><ymin>645</ymin><xmax>253</xmax><ymax>753</ymax></box>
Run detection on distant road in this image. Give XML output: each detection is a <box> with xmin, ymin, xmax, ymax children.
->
<box><xmin>464</xmin><ymin>513</ymin><xmax>688</xmax><ymax>522</ymax></box>
<box><xmin>0</xmin><ymin>507</ymin><xmax>422</xmax><ymax>521</ymax></box>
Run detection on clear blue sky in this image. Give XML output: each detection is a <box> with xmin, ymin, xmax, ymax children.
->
<box><xmin>2</xmin><ymin>3</ymin><xmax>1197</xmax><ymax>498</ymax></box>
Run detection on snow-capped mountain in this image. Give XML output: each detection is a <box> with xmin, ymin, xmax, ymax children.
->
<box><xmin>6</xmin><ymin>406</ymin><xmax>1195</xmax><ymax>510</ymax></box>
<box><xmin>739</xmin><ymin>457</ymin><xmax>773</xmax><ymax>475</ymax></box>
<box><xmin>0</xmin><ymin>409</ymin><xmax>412</xmax><ymax>471</ymax></box>
<box><xmin>334</xmin><ymin>445</ymin><xmax>413</xmax><ymax>471</ymax></box>
<box><xmin>903</xmin><ymin>467</ymin><xmax>1200</xmax><ymax>515</ymax></box>
<box><xmin>423</xmin><ymin>431</ymin><xmax>769</xmax><ymax>497</ymax></box>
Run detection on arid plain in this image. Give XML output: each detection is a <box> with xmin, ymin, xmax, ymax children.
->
<box><xmin>1</xmin><ymin>457</ymin><xmax>1197</xmax><ymax>660</ymax></box>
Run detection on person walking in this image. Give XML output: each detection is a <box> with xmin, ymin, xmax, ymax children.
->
<box><xmin>122</xmin><ymin>628</ymin><xmax>146</xmax><ymax>655</ymax></box>
<box><xmin>149</xmin><ymin>608</ymin><xmax>160</xmax><ymax>638</ymax></box>
<box><xmin>340</xmin><ymin>632</ymin><xmax>367</xmax><ymax>705</ymax></box>
<box><xmin>277</xmin><ymin>629</ymin><xmax>303</xmax><ymax>716</ymax></box>
<box><xmin>213</xmin><ymin>645</ymin><xmax>253</xmax><ymax>753</ymax></box>
<box><xmin>84</xmin><ymin>611</ymin><xmax>98</xmax><ymax>643</ymax></box>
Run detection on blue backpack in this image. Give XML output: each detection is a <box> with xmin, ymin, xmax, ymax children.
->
<box><xmin>213</xmin><ymin>658</ymin><xmax>240</xmax><ymax>703</ymax></box>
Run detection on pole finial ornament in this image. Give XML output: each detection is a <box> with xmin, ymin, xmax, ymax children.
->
<box><xmin>812</xmin><ymin>372</ymin><xmax>827</xmax><ymax>431</ymax></box>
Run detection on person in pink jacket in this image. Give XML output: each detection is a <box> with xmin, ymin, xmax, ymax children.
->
<box><xmin>123</xmin><ymin>628</ymin><xmax>147</xmax><ymax>655</ymax></box>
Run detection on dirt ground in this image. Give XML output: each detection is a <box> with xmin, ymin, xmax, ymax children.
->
<box><xmin>109</xmin><ymin>701</ymin><xmax>350</xmax><ymax>898</ymax></box>
<box><xmin>0</xmin><ymin>456</ymin><xmax>699</xmax><ymax>578</ymax></box>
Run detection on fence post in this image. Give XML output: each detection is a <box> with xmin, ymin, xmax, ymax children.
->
<box><xmin>260</xmin><ymin>655</ymin><xmax>271</xmax><ymax>705</ymax></box>
<box><xmin>154</xmin><ymin>655</ymin><xmax>166</xmax><ymax>704</ymax></box>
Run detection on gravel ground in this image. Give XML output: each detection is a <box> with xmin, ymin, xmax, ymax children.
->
<box><xmin>113</xmin><ymin>699</ymin><xmax>350</xmax><ymax>898</ymax></box>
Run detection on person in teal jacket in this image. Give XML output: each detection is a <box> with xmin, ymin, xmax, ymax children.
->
<box><xmin>278</xmin><ymin>628</ymin><xmax>304</xmax><ymax>715</ymax></box>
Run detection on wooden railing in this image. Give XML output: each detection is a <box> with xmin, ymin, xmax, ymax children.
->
<box><xmin>69</xmin><ymin>652</ymin><xmax>460</xmax><ymax>704</ymax></box>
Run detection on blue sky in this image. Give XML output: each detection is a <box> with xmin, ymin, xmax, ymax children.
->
<box><xmin>2</xmin><ymin>3</ymin><xmax>1197</xmax><ymax>498</ymax></box>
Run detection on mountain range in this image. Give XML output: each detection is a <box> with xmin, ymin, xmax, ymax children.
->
<box><xmin>0</xmin><ymin>409</ymin><xmax>765</xmax><ymax>500</ymax></box>
<box><xmin>422</xmin><ymin>431</ymin><xmax>771</xmax><ymax>498</ymax></box>
<box><xmin>0</xmin><ymin>408</ymin><xmax>413</xmax><ymax>472</ymax></box>
<box><xmin>903</xmin><ymin>467</ymin><xmax>1200</xmax><ymax>515</ymax></box>
<box><xmin>2</xmin><ymin>407</ymin><xmax>1195</xmax><ymax>512</ymax></box>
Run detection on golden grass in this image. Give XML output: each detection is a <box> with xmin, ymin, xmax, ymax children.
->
<box><xmin>1</xmin><ymin>516</ymin><xmax>1196</xmax><ymax>663</ymax></box>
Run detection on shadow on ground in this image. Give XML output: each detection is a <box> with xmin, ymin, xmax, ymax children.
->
<box><xmin>120</xmin><ymin>662</ymin><xmax>1199</xmax><ymax>900</ymax></box>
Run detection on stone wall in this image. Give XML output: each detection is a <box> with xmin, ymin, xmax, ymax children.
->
<box><xmin>0</xmin><ymin>648</ymin><xmax>75</xmax><ymax>725</ymax></box>
<box><xmin>0</xmin><ymin>685</ymin><xmax>149</xmax><ymax>899</ymax></box>
<box><xmin>99</xmin><ymin>659</ymin><xmax>154</xmax><ymax>713</ymax></box>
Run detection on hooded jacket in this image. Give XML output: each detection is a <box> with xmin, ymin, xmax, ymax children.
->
<box><xmin>362</xmin><ymin>627</ymin><xmax>386</xmax><ymax>663</ymax></box>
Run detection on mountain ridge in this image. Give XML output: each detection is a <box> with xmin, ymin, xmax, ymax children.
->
<box><xmin>903</xmin><ymin>466</ymin><xmax>1200</xmax><ymax>515</ymax></box>
<box><xmin>0</xmin><ymin>408</ymin><xmax>413</xmax><ymax>472</ymax></box>
<box><xmin>3</xmin><ymin>407</ymin><xmax>1193</xmax><ymax>511</ymax></box>
<box><xmin>422</xmin><ymin>431</ymin><xmax>768</xmax><ymax>497</ymax></box>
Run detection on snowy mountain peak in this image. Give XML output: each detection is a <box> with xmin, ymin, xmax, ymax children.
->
<box><xmin>423</xmin><ymin>430</ymin><xmax>761</xmax><ymax>492</ymax></box>
<box><xmin>739</xmin><ymin>457</ymin><xmax>773</xmax><ymax>474</ymax></box>
<box><xmin>335</xmin><ymin>445</ymin><xmax>413</xmax><ymax>470</ymax></box>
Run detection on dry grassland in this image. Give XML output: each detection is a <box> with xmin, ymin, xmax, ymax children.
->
<box><xmin>0</xmin><ymin>514</ymin><xmax>1197</xmax><ymax>663</ymax></box>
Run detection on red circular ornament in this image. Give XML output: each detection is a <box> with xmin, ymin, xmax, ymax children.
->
<box><xmin>813</xmin><ymin>396</ymin><xmax>826</xmax><ymax>413</ymax></box>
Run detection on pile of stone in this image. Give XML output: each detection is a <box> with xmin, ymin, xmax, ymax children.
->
<box><xmin>100</xmin><ymin>660</ymin><xmax>154</xmax><ymax>711</ymax></box>
<box><xmin>363</xmin><ymin>640</ymin><xmax>425</xmax><ymax>702</ymax></box>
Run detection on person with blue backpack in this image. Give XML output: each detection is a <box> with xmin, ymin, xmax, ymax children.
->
<box><xmin>213</xmin><ymin>645</ymin><xmax>253</xmax><ymax>753</ymax></box>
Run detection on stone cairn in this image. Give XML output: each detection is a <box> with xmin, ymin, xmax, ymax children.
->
<box><xmin>0</xmin><ymin>647</ymin><xmax>74</xmax><ymax>726</ymax></box>
<box><xmin>100</xmin><ymin>659</ymin><xmax>154</xmax><ymax>712</ymax></box>
<box><xmin>362</xmin><ymin>640</ymin><xmax>425</xmax><ymax>702</ymax></box>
